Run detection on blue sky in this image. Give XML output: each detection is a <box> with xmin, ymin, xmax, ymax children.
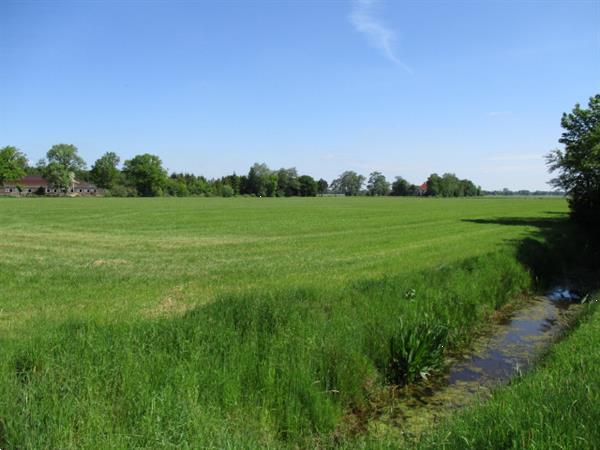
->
<box><xmin>1</xmin><ymin>0</ymin><xmax>599</xmax><ymax>190</ymax></box>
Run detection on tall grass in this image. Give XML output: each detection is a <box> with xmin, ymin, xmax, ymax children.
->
<box><xmin>0</xmin><ymin>250</ymin><xmax>531</xmax><ymax>448</ymax></box>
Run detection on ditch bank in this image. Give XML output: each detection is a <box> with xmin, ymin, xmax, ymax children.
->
<box><xmin>366</xmin><ymin>287</ymin><xmax>591</xmax><ymax>439</ymax></box>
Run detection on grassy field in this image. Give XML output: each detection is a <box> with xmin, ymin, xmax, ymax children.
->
<box><xmin>3</xmin><ymin>196</ymin><xmax>594</xmax><ymax>448</ymax></box>
<box><xmin>0</xmin><ymin>197</ymin><xmax>566</xmax><ymax>332</ymax></box>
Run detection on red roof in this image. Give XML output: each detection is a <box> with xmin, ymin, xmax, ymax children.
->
<box><xmin>7</xmin><ymin>176</ymin><xmax>99</xmax><ymax>189</ymax></box>
<box><xmin>15</xmin><ymin>176</ymin><xmax>48</xmax><ymax>187</ymax></box>
<box><xmin>420</xmin><ymin>182</ymin><xmax>428</xmax><ymax>191</ymax></box>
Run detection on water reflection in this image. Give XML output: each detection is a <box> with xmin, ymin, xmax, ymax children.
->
<box><xmin>374</xmin><ymin>292</ymin><xmax>584</xmax><ymax>437</ymax></box>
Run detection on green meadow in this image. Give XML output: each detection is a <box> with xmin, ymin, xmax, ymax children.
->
<box><xmin>1</xmin><ymin>196</ymin><xmax>598</xmax><ymax>448</ymax></box>
<box><xmin>0</xmin><ymin>197</ymin><xmax>566</xmax><ymax>330</ymax></box>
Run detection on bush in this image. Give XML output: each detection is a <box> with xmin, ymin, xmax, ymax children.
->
<box><xmin>220</xmin><ymin>184</ymin><xmax>234</xmax><ymax>197</ymax></box>
<box><xmin>106</xmin><ymin>184</ymin><xmax>137</xmax><ymax>197</ymax></box>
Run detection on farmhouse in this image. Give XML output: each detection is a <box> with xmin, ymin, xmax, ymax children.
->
<box><xmin>1</xmin><ymin>175</ymin><xmax>104</xmax><ymax>196</ymax></box>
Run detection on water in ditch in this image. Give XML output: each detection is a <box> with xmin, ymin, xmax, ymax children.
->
<box><xmin>369</xmin><ymin>287</ymin><xmax>585</xmax><ymax>437</ymax></box>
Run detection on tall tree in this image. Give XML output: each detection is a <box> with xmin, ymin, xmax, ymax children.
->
<box><xmin>426</xmin><ymin>173</ymin><xmax>442</xmax><ymax>196</ymax></box>
<box><xmin>222</xmin><ymin>173</ymin><xmax>241</xmax><ymax>195</ymax></box>
<box><xmin>0</xmin><ymin>146</ymin><xmax>28</xmax><ymax>186</ymax></box>
<box><xmin>317</xmin><ymin>178</ymin><xmax>328</xmax><ymax>196</ymax></box>
<box><xmin>41</xmin><ymin>144</ymin><xmax>86</xmax><ymax>191</ymax></box>
<box><xmin>330</xmin><ymin>171</ymin><xmax>365</xmax><ymax>196</ymax></box>
<box><xmin>367</xmin><ymin>171</ymin><xmax>390</xmax><ymax>196</ymax></box>
<box><xmin>122</xmin><ymin>154</ymin><xmax>167</xmax><ymax>197</ymax></box>
<box><xmin>547</xmin><ymin>94</ymin><xmax>600</xmax><ymax>226</ymax></box>
<box><xmin>460</xmin><ymin>179</ymin><xmax>479</xmax><ymax>197</ymax></box>
<box><xmin>297</xmin><ymin>175</ymin><xmax>318</xmax><ymax>197</ymax></box>
<box><xmin>276</xmin><ymin>167</ymin><xmax>300</xmax><ymax>197</ymax></box>
<box><xmin>440</xmin><ymin>173</ymin><xmax>460</xmax><ymax>197</ymax></box>
<box><xmin>90</xmin><ymin>152</ymin><xmax>120</xmax><ymax>189</ymax></box>
<box><xmin>391</xmin><ymin>176</ymin><xmax>410</xmax><ymax>196</ymax></box>
<box><xmin>246</xmin><ymin>163</ymin><xmax>276</xmax><ymax>197</ymax></box>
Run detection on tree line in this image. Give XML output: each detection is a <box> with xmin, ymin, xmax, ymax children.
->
<box><xmin>483</xmin><ymin>188</ymin><xmax>564</xmax><ymax>196</ymax></box>
<box><xmin>1</xmin><ymin>144</ymin><xmax>482</xmax><ymax>198</ymax></box>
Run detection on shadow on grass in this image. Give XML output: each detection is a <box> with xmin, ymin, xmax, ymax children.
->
<box><xmin>463</xmin><ymin>217</ymin><xmax>600</xmax><ymax>290</ymax></box>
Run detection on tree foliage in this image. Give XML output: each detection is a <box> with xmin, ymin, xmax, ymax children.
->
<box><xmin>331</xmin><ymin>171</ymin><xmax>365</xmax><ymax>196</ymax></box>
<box><xmin>317</xmin><ymin>178</ymin><xmax>328</xmax><ymax>196</ymax></box>
<box><xmin>391</xmin><ymin>176</ymin><xmax>418</xmax><ymax>196</ymax></box>
<box><xmin>276</xmin><ymin>168</ymin><xmax>300</xmax><ymax>197</ymax></box>
<box><xmin>0</xmin><ymin>146</ymin><xmax>28</xmax><ymax>186</ymax></box>
<box><xmin>122</xmin><ymin>154</ymin><xmax>168</xmax><ymax>197</ymax></box>
<box><xmin>297</xmin><ymin>175</ymin><xmax>318</xmax><ymax>197</ymax></box>
<box><xmin>41</xmin><ymin>144</ymin><xmax>86</xmax><ymax>191</ymax></box>
<box><xmin>246</xmin><ymin>163</ymin><xmax>277</xmax><ymax>197</ymax></box>
<box><xmin>167</xmin><ymin>173</ymin><xmax>210</xmax><ymax>196</ymax></box>
<box><xmin>547</xmin><ymin>94</ymin><xmax>600</xmax><ymax>226</ymax></box>
<box><xmin>426</xmin><ymin>172</ymin><xmax>479</xmax><ymax>197</ymax></box>
<box><xmin>90</xmin><ymin>152</ymin><xmax>120</xmax><ymax>189</ymax></box>
<box><xmin>367</xmin><ymin>171</ymin><xmax>390</xmax><ymax>196</ymax></box>
<box><xmin>1</xmin><ymin>144</ymin><xmax>485</xmax><ymax>199</ymax></box>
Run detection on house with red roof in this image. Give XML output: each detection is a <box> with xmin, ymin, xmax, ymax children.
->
<box><xmin>1</xmin><ymin>175</ymin><xmax>104</xmax><ymax>196</ymax></box>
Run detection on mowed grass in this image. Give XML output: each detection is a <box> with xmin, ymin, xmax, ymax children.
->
<box><xmin>0</xmin><ymin>197</ymin><xmax>576</xmax><ymax>448</ymax></box>
<box><xmin>0</xmin><ymin>197</ymin><xmax>566</xmax><ymax>332</ymax></box>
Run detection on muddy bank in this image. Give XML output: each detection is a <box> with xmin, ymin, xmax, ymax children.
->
<box><xmin>369</xmin><ymin>290</ymin><xmax>586</xmax><ymax>437</ymax></box>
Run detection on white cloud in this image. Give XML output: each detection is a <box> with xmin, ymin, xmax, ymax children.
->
<box><xmin>488</xmin><ymin>111</ymin><xmax>512</xmax><ymax>117</ymax></box>
<box><xmin>349</xmin><ymin>0</ymin><xmax>411</xmax><ymax>73</ymax></box>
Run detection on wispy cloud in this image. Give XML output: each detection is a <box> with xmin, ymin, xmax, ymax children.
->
<box><xmin>488</xmin><ymin>111</ymin><xmax>512</xmax><ymax>117</ymax></box>
<box><xmin>349</xmin><ymin>0</ymin><xmax>411</xmax><ymax>73</ymax></box>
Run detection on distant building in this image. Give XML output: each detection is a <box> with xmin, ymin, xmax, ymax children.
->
<box><xmin>1</xmin><ymin>175</ymin><xmax>104</xmax><ymax>196</ymax></box>
<box><xmin>418</xmin><ymin>182</ymin><xmax>428</xmax><ymax>195</ymax></box>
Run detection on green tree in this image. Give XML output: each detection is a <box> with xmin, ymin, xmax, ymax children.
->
<box><xmin>426</xmin><ymin>173</ymin><xmax>442</xmax><ymax>196</ymax></box>
<box><xmin>440</xmin><ymin>173</ymin><xmax>460</xmax><ymax>197</ymax></box>
<box><xmin>41</xmin><ymin>144</ymin><xmax>86</xmax><ymax>192</ymax></box>
<box><xmin>0</xmin><ymin>146</ymin><xmax>28</xmax><ymax>186</ymax></box>
<box><xmin>122</xmin><ymin>154</ymin><xmax>167</xmax><ymax>197</ymax></box>
<box><xmin>222</xmin><ymin>173</ymin><xmax>241</xmax><ymax>195</ymax></box>
<box><xmin>246</xmin><ymin>163</ymin><xmax>276</xmax><ymax>197</ymax></box>
<box><xmin>297</xmin><ymin>175</ymin><xmax>318</xmax><ymax>197</ymax></box>
<box><xmin>460</xmin><ymin>179</ymin><xmax>479</xmax><ymax>197</ymax></box>
<box><xmin>276</xmin><ymin>168</ymin><xmax>300</xmax><ymax>197</ymax></box>
<box><xmin>165</xmin><ymin>177</ymin><xmax>190</xmax><ymax>197</ymax></box>
<box><xmin>367</xmin><ymin>171</ymin><xmax>390</xmax><ymax>196</ymax></box>
<box><xmin>391</xmin><ymin>176</ymin><xmax>411</xmax><ymax>196</ymax></box>
<box><xmin>317</xmin><ymin>178</ymin><xmax>328</xmax><ymax>196</ymax></box>
<box><xmin>330</xmin><ymin>171</ymin><xmax>365</xmax><ymax>196</ymax></box>
<box><xmin>547</xmin><ymin>94</ymin><xmax>600</xmax><ymax>226</ymax></box>
<box><xmin>90</xmin><ymin>152</ymin><xmax>120</xmax><ymax>189</ymax></box>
